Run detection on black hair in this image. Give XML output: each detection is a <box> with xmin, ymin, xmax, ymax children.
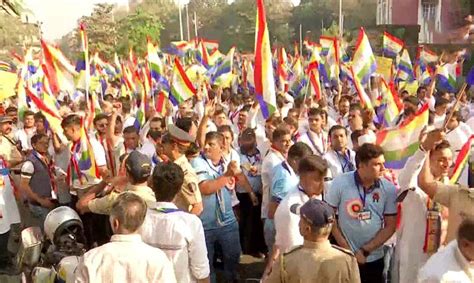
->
<box><xmin>288</xmin><ymin>142</ymin><xmax>313</xmax><ymax>161</ymax></box>
<box><xmin>355</xmin><ymin>143</ymin><xmax>384</xmax><ymax>168</ymax></box>
<box><xmin>61</xmin><ymin>114</ymin><xmax>82</xmax><ymax>129</ymax></box>
<box><xmin>329</xmin><ymin>125</ymin><xmax>348</xmax><ymax>137</ymax></box>
<box><xmin>93</xmin><ymin>113</ymin><xmax>109</xmax><ymax>125</ymax></box>
<box><xmin>31</xmin><ymin>133</ymin><xmax>48</xmax><ymax>145</ymax></box>
<box><xmin>123</xmin><ymin>125</ymin><xmax>139</xmax><ymax>135</ymax></box>
<box><xmin>175</xmin><ymin>117</ymin><xmax>193</xmax><ymax>133</ymax></box>
<box><xmin>298</xmin><ymin>155</ymin><xmax>328</xmax><ymax>176</ymax></box>
<box><xmin>272</xmin><ymin>126</ymin><xmax>291</xmax><ymax>142</ymax></box>
<box><xmin>151</xmin><ymin>162</ymin><xmax>185</xmax><ymax>202</ymax></box>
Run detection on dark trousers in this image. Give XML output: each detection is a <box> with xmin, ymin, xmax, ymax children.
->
<box><xmin>236</xmin><ymin>192</ymin><xmax>267</xmax><ymax>255</ymax></box>
<box><xmin>205</xmin><ymin>221</ymin><xmax>241</xmax><ymax>283</ymax></box>
<box><xmin>359</xmin><ymin>258</ymin><xmax>385</xmax><ymax>283</ymax></box>
<box><xmin>70</xmin><ymin>195</ymin><xmax>111</xmax><ymax>248</ymax></box>
<box><xmin>0</xmin><ymin>231</ymin><xmax>10</xmax><ymax>268</ymax></box>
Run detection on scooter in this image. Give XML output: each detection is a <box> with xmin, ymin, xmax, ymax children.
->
<box><xmin>15</xmin><ymin>206</ymin><xmax>86</xmax><ymax>283</ymax></box>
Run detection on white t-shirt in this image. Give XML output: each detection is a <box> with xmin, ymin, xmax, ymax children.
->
<box><xmin>274</xmin><ymin>188</ymin><xmax>322</xmax><ymax>253</ymax></box>
<box><xmin>70</xmin><ymin>138</ymin><xmax>106</xmax><ymax>191</ymax></box>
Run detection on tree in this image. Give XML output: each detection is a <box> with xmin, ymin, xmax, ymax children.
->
<box><xmin>71</xmin><ymin>3</ymin><xmax>118</xmax><ymax>61</ymax></box>
<box><xmin>0</xmin><ymin>12</ymin><xmax>37</xmax><ymax>60</ymax></box>
<box><xmin>116</xmin><ymin>8</ymin><xmax>163</xmax><ymax>56</ymax></box>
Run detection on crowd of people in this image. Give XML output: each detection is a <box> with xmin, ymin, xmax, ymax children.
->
<box><xmin>0</xmin><ymin>75</ymin><xmax>472</xmax><ymax>282</ymax></box>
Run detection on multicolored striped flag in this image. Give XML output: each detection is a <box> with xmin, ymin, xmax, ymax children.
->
<box><xmin>0</xmin><ymin>61</ymin><xmax>10</xmax><ymax>72</ymax></box>
<box><xmin>350</xmin><ymin>65</ymin><xmax>373</xmax><ymax>111</ymax></box>
<box><xmin>41</xmin><ymin>40</ymin><xmax>78</xmax><ymax>95</ymax></box>
<box><xmin>379</xmin><ymin>78</ymin><xmax>402</xmax><ymax>126</ymax></box>
<box><xmin>319</xmin><ymin>36</ymin><xmax>340</xmax><ymax>82</ymax></box>
<box><xmin>376</xmin><ymin>103</ymin><xmax>429</xmax><ymax>169</ymax></box>
<box><xmin>382</xmin><ymin>32</ymin><xmax>404</xmax><ymax>58</ymax></box>
<box><xmin>436</xmin><ymin>63</ymin><xmax>457</xmax><ymax>92</ymax></box>
<box><xmin>418</xmin><ymin>46</ymin><xmax>439</xmax><ymax>64</ymax></box>
<box><xmin>396</xmin><ymin>49</ymin><xmax>414</xmax><ymax>82</ymax></box>
<box><xmin>75</xmin><ymin>23</ymin><xmax>90</xmax><ymax>92</ymax></box>
<box><xmin>170</xmin><ymin>58</ymin><xmax>197</xmax><ymax>105</ymax></box>
<box><xmin>254</xmin><ymin>0</ymin><xmax>277</xmax><ymax>119</ymax></box>
<box><xmin>155</xmin><ymin>90</ymin><xmax>168</xmax><ymax>116</ymax></box>
<box><xmin>67</xmin><ymin>117</ymin><xmax>100</xmax><ymax>186</ymax></box>
<box><xmin>307</xmin><ymin>68</ymin><xmax>323</xmax><ymax>101</ymax></box>
<box><xmin>196</xmin><ymin>40</ymin><xmax>210</xmax><ymax>68</ymax></box>
<box><xmin>352</xmin><ymin>27</ymin><xmax>377</xmax><ymax>85</ymax></box>
<box><xmin>449</xmin><ymin>135</ymin><xmax>474</xmax><ymax>184</ymax></box>
<box><xmin>147</xmin><ymin>38</ymin><xmax>164</xmax><ymax>83</ymax></box>
<box><xmin>277</xmin><ymin>47</ymin><xmax>289</xmax><ymax>92</ymax></box>
<box><xmin>211</xmin><ymin>46</ymin><xmax>235</xmax><ymax>84</ymax></box>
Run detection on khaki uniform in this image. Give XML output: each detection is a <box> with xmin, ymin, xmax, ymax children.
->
<box><xmin>88</xmin><ymin>184</ymin><xmax>156</xmax><ymax>215</ymax></box>
<box><xmin>173</xmin><ymin>155</ymin><xmax>202</xmax><ymax>212</ymax></box>
<box><xmin>0</xmin><ymin>134</ymin><xmax>22</xmax><ymax>165</ymax></box>
<box><xmin>267</xmin><ymin>240</ymin><xmax>360</xmax><ymax>283</ymax></box>
<box><xmin>433</xmin><ymin>182</ymin><xmax>474</xmax><ymax>243</ymax></box>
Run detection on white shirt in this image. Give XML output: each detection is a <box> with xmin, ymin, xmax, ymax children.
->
<box><xmin>394</xmin><ymin>149</ymin><xmax>432</xmax><ymax>283</ymax></box>
<box><xmin>15</xmin><ymin>127</ymin><xmax>36</xmax><ymax>151</ymax></box>
<box><xmin>274</xmin><ymin>188</ymin><xmax>322</xmax><ymax>253</ymax></box>
<box><xmin>139</xmin><ymin>138</ymin><xmax>156</xmax><ymax>160</ymax></box>
<box><xmin>323</xmin><ymin>149</ymin><xmax>356</xmax><ymax>179</ymax></box>
<box><xmin>0</xmin><ymin>158</ymin><xmax>20</xmax><ymax>234</ymax></box>
<box><xmin>297</xmin><ymin>130</ymin><xmax>328</xmax><ymax>156</ymax></box>
<box><xmin>140</xmin><ymin>202</ymin><xmax>209</xmax><ymax>283</ymax></box>
<box><xmin>71</xmin><ymin>138</ymin><xmax>107</xmax><ymax>191</ymax></box>
<box><xmin>261</xmin><ymin>148</ymin><xmax>285</xmax><ymax>219</ymax></box>
<box><xmin>223</xmin><ymin>148</ymin><xmax>241</xmax><ymax>207</ymax></box>
<box><xmin>75</xmin><ymin>234</ymin><xmax>177</xmax><ymax>283</ymax></box>
<box><xmin>418</xmin><ymin>240</ymin><xmax>474</xmax><ymax>283</ymax></box>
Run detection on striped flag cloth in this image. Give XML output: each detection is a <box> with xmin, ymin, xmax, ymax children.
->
<box><xmin>382</xmin><ymin>32</ymin><xmax>404</xmax><ymax>58</ymax></box>
<box><xmin>436</xmin><ymin>63</ymin><xmax>457</xmax><ymax>92</ymax></box>
<box><xmin>397</xmin><ymin>49</ymin><xmax>414</xmax><ymax>82</ymax></box>
<box><xmin>170</xmin><ymin>58</ymin><xmax>197</xmax><ymax>105</ymax></box>
<box><xmin>254</xmin><ymin>0</ymin><xmax>277</xmax><ymax>119</ymax></box>
<box><xmin>449</xmin><ymin>135</ymin><xmax>474</xmax><ymax>184</ymax></box>
<box><xmin>376</xmin><ymin>104</ymin><xmax>429</xmax><ymax>169</ymax></box>
<box><xmin>352</xmin><ymin>27</ymin><xmax>377</xmax><ymax>85</ymax></box>
<box><xmin>41</xmin><ymin>40</ymin><xmax>78</xmax><ymax>95</ymax></box>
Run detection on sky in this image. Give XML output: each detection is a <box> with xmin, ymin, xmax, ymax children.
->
<box><xmin>25</xmin><ymin>0</ymin><xmax>129</xmax><ymax>41</ymax></box>
<box><xmin>25</xmin><ymin>0</ymin><xmax>299</xmax><ymax>41</ymax></box>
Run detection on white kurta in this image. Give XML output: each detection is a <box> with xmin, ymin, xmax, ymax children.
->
<box><xmin>0</xmin><ymin>159</ymin><xmax>20</xmax><ymax>234</ymax></box>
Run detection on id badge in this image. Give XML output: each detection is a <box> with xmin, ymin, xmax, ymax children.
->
<box><xmin>358</xmin><ymin>210</ymin><xmax>372</xmax><ymax>220</ymax></box>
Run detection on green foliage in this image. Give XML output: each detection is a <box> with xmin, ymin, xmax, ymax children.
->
<box><xmin>116</xmin><ymin>8</ymin><xmax>163</xmax><ymax>56</ymax></box>
<box><xmin>0</xmin><ymin>12</ymin><xmax>37</xmax><ymax>60</ymax></box>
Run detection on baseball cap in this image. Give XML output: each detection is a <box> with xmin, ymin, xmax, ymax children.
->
<box><xmin>125</xmin><ymin>151</ymin><xmax>152</xmax><ymax>180</ymax></box>
<box><xmin>0</xmin><ymin>115</ymin><xmax>13</xmax><ymax>124</ymax></box>
<box><xmin>290</xmin><ymin>199</ymin><xmax>335</xmax><ymax>228</ymax></box>
<box><xmin>168</xmin><ymin>124</ymin><xmax>195</xmax><ymax>144</ymax></box>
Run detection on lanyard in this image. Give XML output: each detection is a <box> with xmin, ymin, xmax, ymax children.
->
<box><xmin>153</xmin><ymin>207</ymin><xmax>181</xmax><ymax>214</ymax></box>
<box><xmin>307</xmin><ymin>131</ymin><xmax>325</xmax><ymax>155</ymax></box>
<box><xmin>354</xmin><ymin>172</ymin><xmax>368</xmax><ymax>208</ymax></box>
<box><xmin>335</xmin><ymin>150</ymin><xmax>354</xmax><ymax>173</ymax></box>
<box><xmin>201</xmin><ymin>153</ymin><xmax>225</xmax><ymax>176</ymax></box>
<box><xmin>244</xmin><ymin>149</ymin><xmax>261</xmax><ymax>165</ymax></box>
<box><xmin>281</xmin><ymin>161</ymin><xmax>293</xmax><ymax>176</ymax></box>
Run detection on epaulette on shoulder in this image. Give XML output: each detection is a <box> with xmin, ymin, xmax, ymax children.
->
<box><xmin>331</xmin><ymin>245</ymin><xmax>355</xmax><ymax>257</ymax></box>
<box><xmin>284</xmin><ymin>245</ymin><xmax>303</xmax><ymax>256</ymax></box>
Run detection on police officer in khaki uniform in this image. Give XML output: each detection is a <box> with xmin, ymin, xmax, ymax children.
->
<box><xmin>160</xmin><ymin>123</ymin><xmax>203</xmax><ymax>215</ymax></box>
<box><xmin>266</xmin><ymin>198</ymin><xmax>360</xmax><ymax>283</ymax></box>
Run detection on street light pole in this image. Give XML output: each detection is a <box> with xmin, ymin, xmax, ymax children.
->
<box><xmin>339</xmin><ymin>0</ymin><xmax>343</xmax><ymax>37</ymax></box>
<box><xmin>179</xmin><ymin>4</ymin><xmax>184</xmax><ymax>41</ymax></box>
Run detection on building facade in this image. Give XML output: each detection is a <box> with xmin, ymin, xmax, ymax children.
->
<box><xmin>377</xmin><ymin>0</ymin><xmax>468</xmax><ymax>43</ymax></box>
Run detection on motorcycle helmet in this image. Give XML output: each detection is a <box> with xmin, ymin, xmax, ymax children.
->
<box><xmin>44</xmin><ymin>206</ymin><xmax>83</xmax><ymax>246</ymax></box>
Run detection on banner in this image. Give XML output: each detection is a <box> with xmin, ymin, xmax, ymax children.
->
<box><xmin>375</xmin><ymin>56</ymin><xmax>393</xmax><ymax>82</ymax></box>
<box><xmin>0</xmin><ymin>71</ymin><xmax>18</xmax><ymax>100</ymax></box>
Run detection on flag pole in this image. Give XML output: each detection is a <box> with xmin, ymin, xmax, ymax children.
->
<box><xmin>442</xmin><ymin>82</ymin><xmax>467</xmax><ymax>130</ymax></box>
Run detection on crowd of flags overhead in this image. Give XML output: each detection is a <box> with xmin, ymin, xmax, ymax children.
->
<box><xmin>1</xmin><ymin>0</ymin><xmax>473</xmax><ymax>174</ymax></box>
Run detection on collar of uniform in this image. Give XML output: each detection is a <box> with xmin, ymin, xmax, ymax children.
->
<box><xmin>125</xmin><ymin>184</ymin><xmax>153</xmax><ymax>192</ymax></box>
<box><xmin>110</xmin><ymin>234</ymin><xmax>142</xmax><ymax>243</ymax></box>
<box><xmin>454</xmin><ymin>240</ymin><xmax>474</xmax><ymax>278</ymax></box>
<box><xmin>174</xmin><ymin>154</ymin><xmax>188</xmax><ymax>166</ymax></box>
<box><xmin>303</xmin><ymin>239</ymin><xmax>332</xmax><ymax>250</ymax></box>
<box><xmin>149</xmin><ymin>202</ymin><xmax>178</xmax><ymax>210</ymax></box>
